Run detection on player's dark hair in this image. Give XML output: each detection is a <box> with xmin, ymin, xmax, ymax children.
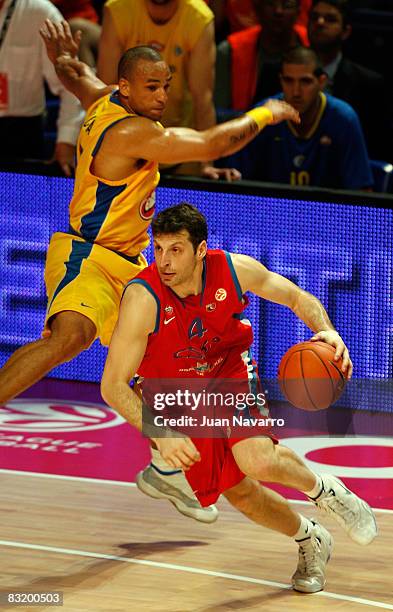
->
<box><xmin>118</xmin><ymin>46</ymin><xmax>163</xmax><ymax>81</ymax></box>
<box><xmin>281</xmin><ymin>46</ymin><xmax>325</xmax><ymax>76</ymax></box>
<box><xmin>311</xmin><ymin>0</ymin><xmax>351</xmax><ymax>26</ymax></box>
<box><xmin>152</xmin><ymin>203</ymin><xmax>208</xmax><ymax>253</ymax></box>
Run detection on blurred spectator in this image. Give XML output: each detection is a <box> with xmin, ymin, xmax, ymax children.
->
<box><xmin>51</xmin><ymin>0</ymin><xmax>99</xmax><ymax>22</ymax></box>
<box><xmin>221</xmin><ymin>47</ymin><xmax>373</xmax><ymax>190</ymax></box>
<box><xmin>97</xmin><ymin>0</ymin><xmax>238</xmax><ymax>178</ymax></box>
<box><xmin>93</xmin><ymin>1</ymin><xmax>105</xmax><ymax>21</ymax></box>
<box><xmin>0</xmin><ymin>0</ymin><xmax>84</xmax><ymax>175</ymax></box>
<box><xmin>215</xmin><ymin>0</ymin><xmax>309</xmax><ymax>113</ymax></box>
<box><xmin>98</xmin><ymin>0</ymin><xmax>213</xmax><ymax>131</ymax></box>
<box><xmin>210</xmin><ymin>0</ymin><xmax>312</xmax><ymax>39</ymax></box>
<box><xmin>51</xmin><ymin>1</ymin><xmax>101</xmax><ymax>66</ymax></box>
<box><xmin>308</xmin><ymin>0</ymin><xmax>392</xmax><ymax>161</ymax></box>
<box><xmin>293</xmin><ymin>0</ymin><xmax>311</xmax><ymax>27</ymax></box>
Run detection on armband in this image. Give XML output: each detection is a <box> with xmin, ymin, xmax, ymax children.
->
<box><xmin>246</xmin><ymin>107</ymin><xmax>273</xmax><ymax>131</ymax></box>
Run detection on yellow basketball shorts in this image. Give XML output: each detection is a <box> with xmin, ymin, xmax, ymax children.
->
<box><xmin>43</xmin><ymin>232</ymin><xmax>147</xmax><ymax>346</ymax></box>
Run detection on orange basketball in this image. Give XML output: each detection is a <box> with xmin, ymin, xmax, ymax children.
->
<box><xmin>278</xmin><ymin>341</ymin><xmax>347</xmax><ymax>411</ymax></box>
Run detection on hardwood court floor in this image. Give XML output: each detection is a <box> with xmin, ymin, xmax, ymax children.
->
<box><xmin>1</xmin><ymin>471</ymin><xmax>392</xmax><ymax>612</ymax></box>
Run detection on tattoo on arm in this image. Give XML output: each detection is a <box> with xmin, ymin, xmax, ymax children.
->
<box><xmin>229</xmin><ymin>122</ymin><xmax>258</xmax><ymax>144</ymax></box>
<box><xmin>230</xmin><ymin>131</ymin><xmax>246</xmax><ymax>144</ymax></box>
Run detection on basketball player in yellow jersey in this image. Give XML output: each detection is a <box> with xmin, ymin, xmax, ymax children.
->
<box><xmin>0</xmin><ymin>18</ymin><xmax>298</xmax><ymax>522</ymax></box>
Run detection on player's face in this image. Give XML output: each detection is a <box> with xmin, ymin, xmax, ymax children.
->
<box><xmin>309</xmin><ymin>2</ymin><xmax>348</xmax><ymax>50</ymax></box>
<box><xmin>154</xmin><ymin>231</ymin><xmax>205</xmax><ymax>289</ymax></box>
<box><xmin>120</xmin><ymin>60</ymin><xmax>172</xmax><ymax>121</ymax></box>
<box><xmin>280</xmin><ymin>62</ymin><xmax>323</xmax><ymax>115</ymax></box>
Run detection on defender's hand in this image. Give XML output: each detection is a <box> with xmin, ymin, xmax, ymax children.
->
<box><xmin>310</xmin><ymin>330</ymin><xmax>353</xmax><ymax>378</ymax></box>
<box><xmin>55</xmin><ymin>142</ymin><xmax>76</xmax><ymax>177</ymax></box>
<box><xmin>152</xmin><ymin>437</ymin><xmax>201</xmax><ymax>471</ymax></box>
<box><xmin>202</xmin><ymin>165</ymin><xmax>242</xmax><ymax>182</ymax></box>
<box><xmin>40</xmin><ymin>19</ymin><xmax>81</xmax><ymax>64</ymax></box>
<box><xmin>263</xmin><ymin>99</ymin><xmax>300</xmax><ymax>125</ymax></box>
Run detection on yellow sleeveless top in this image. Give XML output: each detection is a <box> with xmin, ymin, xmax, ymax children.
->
<box><xmin>106</xmin><ymin>0</ymin><xmax>213</xmax><ymax>128</ymax></box>
<box><xmin>69</xmin><ymin>91</ymin><xmax>160</xmax><ymax>257</ymax></box>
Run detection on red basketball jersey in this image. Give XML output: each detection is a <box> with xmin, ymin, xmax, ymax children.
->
<box><xmin>129</xmin><ymin>250</ymin><xmax>253</xmax><ymax>378</ymax></box>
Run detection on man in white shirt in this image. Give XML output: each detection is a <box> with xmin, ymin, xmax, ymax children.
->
<box><xmin>0</xmin><ymin>0</ymin><xmax>84</xmax><ymax>175</ymax></box>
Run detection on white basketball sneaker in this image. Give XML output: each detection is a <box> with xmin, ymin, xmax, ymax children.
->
<box><xmin>292</xmin><ymin>520</ymin><xmax>333</xmax><ymax>593</ymax></box>
<box><xmin>136</xmin><ymin>464</ymin><xmax>218</xmax><ymax>524</ymax></box>
<box><xmin>309</xmin><ymin>475</ymin><xmax>378</xmax><ymax>546</ymax></box>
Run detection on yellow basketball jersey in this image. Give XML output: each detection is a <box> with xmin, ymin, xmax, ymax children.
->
<box><xmin>106</xmin><ymin>0</ymin><xmax>213</xmax><ymax>128</ymax></box>
<box><xmin>69</xmin><ymin>91</ymin><xmax>160</xmax><ymax>257</ymax></box>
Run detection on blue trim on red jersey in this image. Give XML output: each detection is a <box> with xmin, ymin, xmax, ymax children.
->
<box><xmin>126</xmin><ymin>279</ymin><xmax>161</xmax><ymax>333</ymax></box>
<box><xmin>200</xmin><ymin>258</ymin><xmax>207</xmax><ymax>306</ymax></box>
<box><xmin>224</xmin><ymin>251</ymin><xmax>243</xmax><ymax>302</ymax></box>
<box><xmin>48</xmin><ymin>239</ymin><xmax>94</xmax><ymax>310</ymax></box>
<box><xmin>243</xmin><ymin>348</ymin><xmax>259</xmax><ymax>419</ymax></box>
<box><xmin>92</xmin><ymin>116</ymin><xmax>133</xmax><ymax>157</ymax></box>
<box><xmin>80</xmin><ymin>180</ymin><xmax>126</xmax><ymax>242</ymax></box>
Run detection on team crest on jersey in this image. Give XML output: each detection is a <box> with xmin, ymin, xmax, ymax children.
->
<box><xmin>293</xmin><ymin>155</ymin><xmax>305</xmax><ymax>168</ymax></box>
<box><xmin>164</xmin><ymin>305</ymin><xmax>173</xmax><ymax>315</ymax></box>
<box><xmin>195</xmin><ymin>362</ymin><xmax>210</xmax><ymax>374</ymax></box>
<box><xmin>206</xmin><ymin>302</ymin><xmax>216</xmax><ymax>311</ymax></box>
<box><xmin>175</xmin><ymin>347</ymin><xmax>205</xmax><ymax>360</ymax></box>
<box><xmin>140</xmin><ymin>191</ymin><xmax>156</xmax><ymax>221</ymax></box>
<box><xmin>215</xmin><ymin>288</ymin><xmax>227</xmax><ymax>302</ymax></box>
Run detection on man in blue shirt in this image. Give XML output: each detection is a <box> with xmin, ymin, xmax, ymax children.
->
<box><xmin>225</xmin><ymin>46</ymin><xmax>373</xmax><ymax>190</ymax></box>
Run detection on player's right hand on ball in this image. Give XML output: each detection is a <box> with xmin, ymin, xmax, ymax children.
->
<box><xmin>310</xmin><ymin>330</ymin><xmax>353</xmax><ymax>378</ymax></box>
<box><xmin>263</xmin><ymin>99</ymin><xmax>300</xmax><ymax>125</ymax></box>
<box><xmin>152</xmin><ymin>437</ymin><xmax>201</xmax><ymax>470</ymax></box>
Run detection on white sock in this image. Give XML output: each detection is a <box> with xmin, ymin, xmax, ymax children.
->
<box><xmin>303</xmin><ymin>474</ymin><xmax>323</xmax><ymax>499</ymax></box>
<box><xmin>151</xmin><ymin>447</ymin><xmax>181</xmax><ymax>474</ymax></box>
<box><xmin>294</xmin><ymin>515</ymin><xmax>314</xmax><ymax>541</ymax></box>
<box><xmin>150</xmin><ymin>447</ymin><xmax>196</xmax><ymax>496</ymax></box>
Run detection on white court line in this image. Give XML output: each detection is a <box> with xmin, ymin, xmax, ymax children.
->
<box><xmin>0</xmin><ymin>468</ymin><xmax>138</xmax><ymax>488</ymax></box>
<box><xmin>0</xmin><ymin>539</ymin><xmax>392</xmax><ymax>610</ymax></box>
<box><xmin>1</xmin><ymin>468</ymin><xmax>393</xmax><ymax>514</ymax></box>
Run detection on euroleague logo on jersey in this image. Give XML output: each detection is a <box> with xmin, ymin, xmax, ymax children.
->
<box><xmin>140</xmin><ymin>191</ymin><xmax>156</xmax><ymax>221</ymax></box>
<box><xmin>0</xmin><ymin>400</ymin><xmax>125</xmax><ymax>433</ymax></box>
<box><xmin>215</xmin><ymin>288</ymin><xmax>227</xmax><ymax>301</ymax></box>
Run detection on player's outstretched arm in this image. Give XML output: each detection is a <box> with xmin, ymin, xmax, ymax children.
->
<box><xmin>101</xmin><ymin>285</ymin><xmax>201</xmax><ymax>469</ymax></box>
<box><xmin>111</xmin><ymin>99</ymin><xmax>300</xmax><ymax>164</ymax></box>
<box><xmin>40</xmin><ymin>19</ymin><xmax>113</xmax><ymax>109</ymax></box>
<box><xmin>232</xmin><ymin>253</ymin><xmax>352</xmax><ymax>377</ymax></box>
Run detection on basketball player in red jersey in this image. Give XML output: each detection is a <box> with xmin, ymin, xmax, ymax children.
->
<box><xmin>0</xmin><ymin>20</ymin><xmax>299</xmax><ymax>525</ymax></box>
<box><xmin>102</xmin><ymin>203</ymin><xmax>377</xmax><ymax>593</ymax></box>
